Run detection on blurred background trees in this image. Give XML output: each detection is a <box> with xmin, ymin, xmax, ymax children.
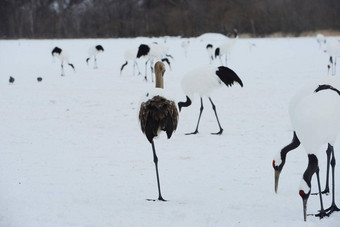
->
<box><xmin>1</xmin><ymin>0</ymin><xmax>339</xmax><ymax>39</ymax></box>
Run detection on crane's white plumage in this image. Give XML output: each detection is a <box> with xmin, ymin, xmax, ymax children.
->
<box><xmin>51</xmin><ymin>47</ymin><xmax>75</xmax><ymax>76</ymax></box>
<box><xmin>316</xmin><ymin>33</ymin><xmax>325</xmax><ymax>49</ymax></box>
<box><xmin>178</xmin><ymin>65</ymin><xmax>243</xmax><ymax>135</ymax></box>
<box><xmin>181</xmin><ymin>66</ymin><xmax>223</xmax><ymax>101</ymax></box>
<box><xmin>286</xmin><ymin>76</ymin><xmax>340</xmax><ymax>221</ymax></box>
<box><xmin>86</xmin><ymin>45</ymin><xmax>104</xmax><ymax>69</ymax></box>
<box><xmin>215</xmin><ymin>30</ymin><xmax>238</xmax><ymax>66</ymax></box>
<box><xmin>120</xmin><ymin>48</ymin><xmax>141</xmax><ymax>75</ymax></box>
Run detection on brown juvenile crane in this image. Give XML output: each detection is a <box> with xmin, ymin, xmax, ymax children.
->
<box><xmin>139</xmin><ymin>61</ymin><xmax>179</xmax><ymax>201</ymax></box>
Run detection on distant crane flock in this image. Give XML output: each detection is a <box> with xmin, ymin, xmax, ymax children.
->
<box><xmin>5</xmin><ymin>30</ymin><xmax>340</xmax><ymax>222</ymax></box>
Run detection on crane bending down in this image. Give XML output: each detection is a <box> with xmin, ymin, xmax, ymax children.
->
<box><xmin>139</xmin><ymin>61</ymin><xmax>179</xmax><ymax>201</ymax></box>
<box><xmin>86</xmin><ymin>45</ymin><xmax>104</xmax><ymax>69</ymax></box>
<box><xmin>178</xmin><ymin>65</ymin><xmax>243</xmax><ymax>135</ymax></box>
<box><xmin>52</xmin><ymin>47</ymin><xmax>75</xmax><ymax>76</ymax></box>
<box><xmin>273</xmin><ymin>77</ymin><xmax>340</xmax><ymax>221</ymax></box>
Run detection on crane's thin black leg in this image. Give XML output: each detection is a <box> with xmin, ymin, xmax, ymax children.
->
<box><xmin>209</xmin><ymin>97</ymin><xmax>223</xmax><ymax>135</ymax></box>
<box><xmin>315</xmin><ymin>166</ymin><xmax>328</xmax><ymax>219</ymax></box>
<box><xmin>94</xmin><ymin>56</ymin><xmax>98</xmax><ymax>69</ymax></box>
<box><xmin>323</xmin><ymin>144</ymin><xmax>332</xmax><ymax>194</ymax></box>
<box><xmin>144</xmin><ymin>59</ymin><xmax>149</xmax><ymax>81</ymax></box>
<box><xmin>61</xmin><ymin>62</ymin><xmax>64</xmax><ymax>76</ymax></box>
<box><xmin>135</xmin><ymin>60</ymin><xmax>141</xmax><ymax>75</ymax></box>
<box><xmin>325</xmin><ymin>145</ymin><xmax>340</xmax><ymax>214</ymax></box>
<box><xmin>150</xmin><ymin>59</ymin><xmax>154</xmax><ymax>82</ymax></box>
<box><xmin>147</xmin><ymin>141</ymin><xmax>166</xmax><ymax>202</ymax></box>
<box><xmin>186</xmin><ymin>98</ymin><xmax>203</xmax><ymax>135</ymax></box>
<box><xmin>312</xmin><ymin>144</ymin><xmax>331</xmax><ymax>195</ymax></box>
<box><xmin>334</xmin><ymin>58</ymin><xmax>337</xmax><ymax>75</ymax></box>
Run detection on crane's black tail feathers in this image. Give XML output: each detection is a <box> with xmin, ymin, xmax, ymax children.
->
<box><xmin>216</xmin><ymin>66</ymin><xmax>243</xmax><ymax>87</ymax></box>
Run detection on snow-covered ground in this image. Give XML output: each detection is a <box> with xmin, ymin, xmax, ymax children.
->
<box><xmin>0</xmin><ymin>35</ymin><xmax>339</xmax><ymax>227</ymax></box>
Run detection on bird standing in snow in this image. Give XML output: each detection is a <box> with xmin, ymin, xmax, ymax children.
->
<box><xmin>325</xmin><ymin>39</ymin><xmax>340</xmax><ymax>75</ymax></box>
<box><xmin>51</xmin><ymin>47</ymin><xmax>75</xmax><ymax>76</ymax></box>
<box><xmin>273</xmin><ymin>77</ymin><xmax>340</xmax><ymax>221</ymax></box>
<box><xmin>214</xmin><ymin>29</ymin><xmax>238</xmax><ymax>66</ymax></box>
<box><xmin>86</xmin><ymin>45</ymin><xmax>104</xmax><ymax>69</ymax></box>
<box><xmin>120</xmin><ymin>48</ymin><xmax>141</xmax><ymax>76</ymax></box>
<box><xmin>9</xmin><ymin>76</ymin><xmax>15</xmax><ymax>84</ymax></box>
<box><xmin>139</xmin><ymin>61</ymin><xmax>179</xmax><ymax>201</ymax></box>
<box><xmin>178</xmin><ymin>65</ymin><xmax>243</xmax><ymax>135</ymax></box>
<box><xmin>136</xmin><ymin>43</ymin><xmax>171</xmax><ymax>82</ymax></box>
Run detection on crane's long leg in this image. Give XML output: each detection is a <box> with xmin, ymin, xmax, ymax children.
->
<box><xmin>323</xmin><ymin>144</ymin><xmax>332</xmax><ymax>194</ymax></box>
<box><xmin>61</xmin><ymin>62</ymin><xmax>64</xmax><ymax>76</ymax></box>
<box><xmin>315</xmin><ymin>166</ymin><xmax>328</xmax><ymax>219</ymax></box>
<box><xmin>334</xmin><ymin>57</ymin><xmax>337</xmax><ymax>75</ymax></box>
<box><xmin>144</xmin><ymin>59</ymin><xmax>149</xmax><ymax>81</ymax></box>
<box><xmin>209</xmin><ymin>97</ymin><xmax>223</xmax><ymax>135</ymax></box>
<box><xmin>150</xmin><ymin>59</ymin><xmax>154</xmax><ymax>82</ymax></box>
<box><xmin>186</xmin><ymin>98</ymin><xmax>203</xmax><ymax>135</ymax></box>
<box><xmin>325</xmin><ymin>145</ymin><xmax>340</xmax><ymax>214</ymax></box>
<box><xmin>148</xmin><ymin>141</ymin><xmax>166</xmax><ymax>201</ymax></box>
<box><xmin>312</xmin><ymin>144</ymin><xmax>331</xmax><ymax>195</ymax></box>
<box><xmin>94</xmin><ymin>56</ymin><xmax>98</xmax><ymax>69</ymax></box>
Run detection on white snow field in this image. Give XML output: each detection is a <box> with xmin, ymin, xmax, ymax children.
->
<box><xmin>0</xmin><ymin>35</ymin><xmax>339</xmax><ymax>227</ymax></box>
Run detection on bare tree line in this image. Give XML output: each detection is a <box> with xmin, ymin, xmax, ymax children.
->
<box><xmin>1</xmin><ymin>0</ymin><xmax>339</xmax><ymax>39</ymax></box>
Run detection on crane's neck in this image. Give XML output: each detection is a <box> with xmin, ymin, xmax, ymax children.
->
<box><xmin>155</xmin><ymin>72</ymin><xmax>164</xmax><ymax>89</ymax></box>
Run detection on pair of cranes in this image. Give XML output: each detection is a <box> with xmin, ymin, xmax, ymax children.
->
<box><xmin>51</xmin><ymin>45</ymin><xmax>104</xmax><ymax>76</ymax></box>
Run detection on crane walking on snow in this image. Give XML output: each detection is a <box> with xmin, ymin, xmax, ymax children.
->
<box><xmin>178</xmin><ymin>65</ymin><xmax>243</xmax><ymax>135</ymax></box>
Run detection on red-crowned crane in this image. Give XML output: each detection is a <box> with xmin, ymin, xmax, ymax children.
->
<box><xmin>178</xmin><ymin>65</ymin><xmax>243</xmax><ymax>135</ymax></box>
<box><xmin>214</xmin><ymin>29</ymin><xmax>238</xmax><ymax>66</ymax></box>
<box><xmin>139</xmin><ymin>61</ymin><xmax>179</xmax><ymax>201</ymax></box>
<box><xmin>136</xmin><ymin>43</ymin><xmax>172</xmax><ymax>82</ymax></box>
<box><xmin>325</xmin><ymin>39</ymin><xmax>340</xmax><ymax>75</ymax></box>
<box><xmin>86</xmin><ymin>45</ymin><xmax>104</xmax><ymax>69</ymax></box>
<box><xmin>273</xmin><ymin>77</ymin><xmax>340</xmax><ymax>221</ymax></box>
<box><xmin>120</xmin><ymin>48</ymin><xmax>141</xmax><ymax>76</ymax></box>
<box><xmin>51</xmin><ymin>47</ymin><xmax>75</xmax><ymax>76</ymax></box>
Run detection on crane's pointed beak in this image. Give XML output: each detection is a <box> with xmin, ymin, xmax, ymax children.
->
<box><xmin>302</xmin><ymin>198</ymin><xmax>307</xmax><ymax>222</ymax></box>
<box><xmin>275</xmin><ymin>170</ymin><xmax>281</xmax><ymax>194</ymax></box>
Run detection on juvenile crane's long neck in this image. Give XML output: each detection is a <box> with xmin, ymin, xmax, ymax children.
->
<box><xmin>156</xmin><ymin>73</ymin><xmax>163</xmax><ymax>88</ymax></box>
<box><xmin>154</xmin><ymin>62</ymin><xmax>165</xmax><ymax>89</ymax></box>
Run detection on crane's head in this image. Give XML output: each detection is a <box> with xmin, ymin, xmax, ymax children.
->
<box><xmin>51</xmin><ymin>47</ymin><xmax>62</xmax><ymax>56</ymax></box>
<box><xmin>272</xmin><ymin>153</ymin><xmax>287</xmax><ymax>194</ymax></box>
<box><xmin>299</xmin><ymin>179</ymin><xmax>311</xmax><ymax>221</ymax></box>
<box><xmin>95</xmin><ymin>45</ymin><xmax>104</xmax><ymax>52</ymax></box>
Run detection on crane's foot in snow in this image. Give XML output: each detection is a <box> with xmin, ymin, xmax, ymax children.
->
<box><xmin>325</xmin><ymin>203</ymin><xmax>340</xmax><ymax>215</ymax></box>
<box><xmin>146</xmin><ymin>198</ymin><xmax>167</xmax><ymax>202</ymax></box>
<box><xmin>185</xmin><ymin>130</ymin><xmax>198</xmax><ymax>135</ymax></box>
<box><xmin>211</xmin><ymin>129</ymin><xmax>223</xmax><ymax>135</ymax></box>
<box><xmin>315</xmin><ymin>209</ymin><xmax>329</xmax><ymax>219</ymax></box>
